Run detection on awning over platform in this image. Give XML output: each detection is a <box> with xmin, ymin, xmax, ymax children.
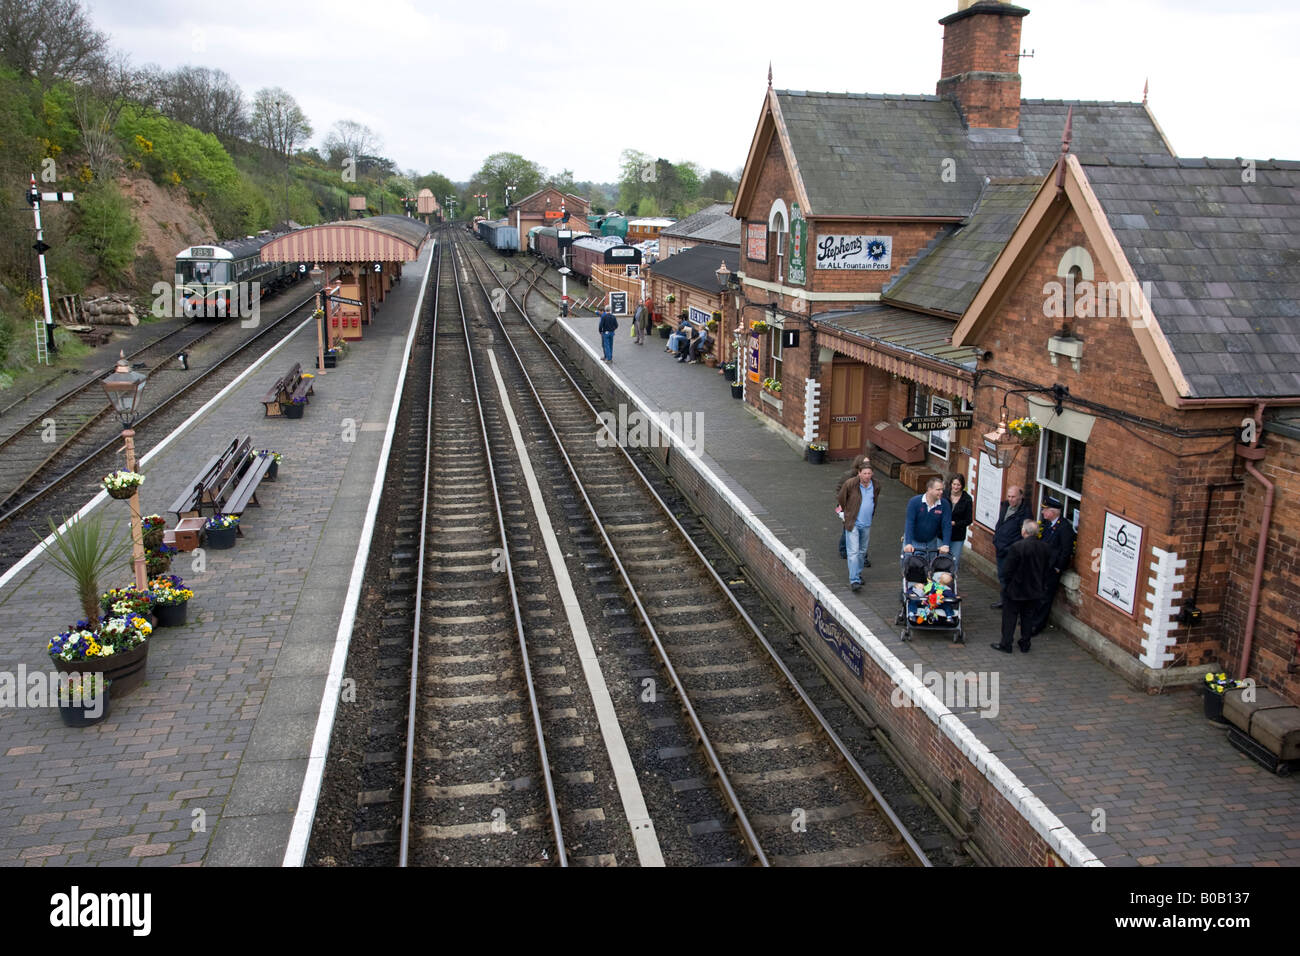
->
<box><xmin>260</xmin><ymin>214</ymin><xmax>431</xmax><ymax>263</ymax></box>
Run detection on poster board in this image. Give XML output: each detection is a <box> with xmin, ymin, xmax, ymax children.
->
<box><xmin>928</xmin><ymin>396</ymin><xmax>952</xmax><ymax>459</ymax></box>
<box><xmin>1097</xmin><ymin>512</ymin><xmax>1143</xmax><ymax>615</ymax></box>
<box><xmin>974</xmin><ymin>451</ymin><xmax>1003</xmax><ymax>530</ymax></box>
<box><xmin>746</xmin><ymin>222</ymin><xmax>768</xmax><ymax>262</ymax></box>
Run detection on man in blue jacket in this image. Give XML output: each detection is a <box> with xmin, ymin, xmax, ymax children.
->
<box><xmin>1030</xmin><ymin>496</ymin><xmax>1076</xmax><ymax>636</ymax></box>
<box><xmin>598</xmin><ymin>310</ymin><xmax>618</xmax><ymax>362</ymax></box>
<box><xmin>903</xmin><ymin>476</ymin><xmax>952</xmax><ymax>556</ymax></box>
<box><xmin>990</xmin><ymin>485</ymin><xmax>1029</xmax><ymax>609</ymax></box>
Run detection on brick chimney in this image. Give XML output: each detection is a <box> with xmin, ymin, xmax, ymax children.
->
<box><xmin>936</xmin><ymin>1</ymin><xmax>1030</xmax><ymax>129</ymax></box>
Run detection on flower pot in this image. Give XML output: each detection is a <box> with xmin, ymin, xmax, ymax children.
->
<box><xmin>205</xmin><ymin>524</ymin><xmax>237</xmax><ymax>550</ymax></box>
<box><xmin>730</xmin><ymin>383</ymin><xmax>744</xmax><ymax>400</ymax></box>
<box><xmin>281</xmin><ymin>402</ymin><xmax>305</xmax><ymax>419</ymax></box>
<box><xmin>267</xmin><ymin>461</ymin><xmax>279</xmax><ymax>481</ymax></box>
<box><xmin>153</xmin><ymin>602</ymin><xmax>189</xmax><ymax>628</ymax></box>
<box><xmin>1203</xmin><ymin>687</ymin><xmax>1229</xmax><ymax>723</ymax></box>
<box><xmin>658</xmin><ymin>326</ymin><xmax>670</xmax><ymax>339</ymax></box>
<box><xmin>807</xmin><ymin>447</ymin><xmax>827</xmax><ymax>465</ymax></box>
<box><xmin>319</xmin><ymin>354</ymin><xmax>337</xmax><ymax>369</ymax></box>
<box><xmin>106</xmin><ymin>485</ymin><xmax>137</xmax><ymax>500</ymax></box>
<box><xmin>145</xmin><ymin>556</ymin><xmax>171</xmax><ymax>578</ymax></box>
<box><xmin>53</xmin><ymin>642</ymin><xmax>148</xmax><ymax>698</ymax></box>
<box><xmin>59</xmin><ymin>682</ymin><xmax>111</xmax><ymax>727</ymax></box>
<box><xmin>142</xmin><ymin>529</ymin><xmax>165</xmax><ymax>551</ymax></box>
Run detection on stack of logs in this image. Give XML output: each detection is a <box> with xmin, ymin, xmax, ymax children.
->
<box><xmin>82</xmin><ymin>294</ymin><xmax>139</xmax><ymax>326</ymax></box>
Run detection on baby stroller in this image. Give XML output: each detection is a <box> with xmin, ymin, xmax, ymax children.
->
<box><xmin>898</xmin><ymin>550</ymin><xmax>964</xmax><ymax>644</ymax></box>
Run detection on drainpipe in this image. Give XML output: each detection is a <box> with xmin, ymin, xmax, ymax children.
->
<box><xmin>1240</xmin><ymin>402</ymin><xmax>1274</xmax><ymax>680</ymax></box>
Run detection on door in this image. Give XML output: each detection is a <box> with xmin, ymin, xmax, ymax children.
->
<box><xmin>828</xmin><ymin>362</ymin><xmax>866</xmax><ymax>458</ymax></box>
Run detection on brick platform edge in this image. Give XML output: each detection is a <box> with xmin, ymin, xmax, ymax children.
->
<box><xmin>550</xmin><ymin>320</ymin><xmax>1100</xmax><ymax>868</ymax></box>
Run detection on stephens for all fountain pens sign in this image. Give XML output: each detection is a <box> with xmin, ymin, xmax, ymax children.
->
<box><xmin>815</xmin><ymin>234</ymin><xmax>892</xmax><ymax>270</ymax></box>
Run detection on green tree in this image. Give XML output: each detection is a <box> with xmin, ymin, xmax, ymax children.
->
<box><xmin>74</xmin><ymin>181</ymin><xmax>139</xmax><ymax>280</ymax></box>
<box><xmin>470</xmin><ymin>152</ymin><xmax>543</xmax><ymax>212</ymax></box>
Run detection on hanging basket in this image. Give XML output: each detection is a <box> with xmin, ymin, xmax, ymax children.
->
<box><xmin>106</xmin><ymin>485</ymin><xmax>137</xmax><ymax>500</ymax></box>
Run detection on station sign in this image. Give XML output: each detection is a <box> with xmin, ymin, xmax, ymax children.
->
<box><xmin>544</xmin><ymin>210</ymin><xmax>563</xmax><ymax>219</ymax></box>
<box><xmin>608</xmin><ymin>291</ymin><xmax>628</xmax><ymax>315</ymax></box>
<box><xmin>902</xmin><ymin>413</ymin><xmax>973</xmax><ymax>432</ymax></box>
<box><xmin>327</xmin><ymin>294</ymin><xmax>364</xmax><ymax>307</ymax></box>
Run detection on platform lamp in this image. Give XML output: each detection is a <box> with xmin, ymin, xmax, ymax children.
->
<box><xmin>101</xmin><ymin>352</ymin><xmax>149</xmax><ymax>590</ymax></box>
<box><xmin>310</xmin><ymin>264</ymin><xmax>327</xmax><ymax>375</ymax></box>
<box><xmin>715</xmin><ymin>262</ymin><xmax>743</xmax><ymax>368</ymax></box>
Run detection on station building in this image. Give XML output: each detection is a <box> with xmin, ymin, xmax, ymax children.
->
<box><xmin>507</xmin><ymin>186</ymin><xmax>590</xmax><ymax>244</ymax></box>
<box><xmin>645</xmin><ymin>244</ymin><xmax>737</xmax><ymax>364</ymax></box>
<box><xmin>658</xmin><ymin>203</ymin><xmax>741</xmax><ymax>258</ymax></box>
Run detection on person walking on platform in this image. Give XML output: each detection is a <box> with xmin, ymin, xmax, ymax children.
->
<box><xmin>633</xmin><ymin>301</ymin><xmax>647</xmax><ymax>345</ymax></box>
<box><xmin>837</xmin><ymin>462</ymin><xmax>880</xmax><ymax>592</ymax></box>
<box><xmin>992</xmin><ymin>519</ymin><xmax>1050</xmax><ymax>653</ymax></box>
<box><xmin>1030</xmin><ymin>496</ymin><xmax>1075</xmax><ymax>637</ymax></box>
<box><xmin>903</xmin><ymin>477</ymin><xmax>951</xmax><ymax>556</ymax></box>
<box><xmin>598</xmin><ymin>309</ymin><xmax>618</xmax><ymax>363</ymax></box>
<box><xmin>947</xmin><ymin>473</ymin><xmax>973</xmax><ymax>572</ymax></box>
<box><xmin>990</xmin><ymin>485</ymin><xmax>1028</xmax><ymax>609</ymax></box>
<box><xmin>835</xmin><ymin>455</ymin><xmax>870</xmax><ymax>560</ymax></box>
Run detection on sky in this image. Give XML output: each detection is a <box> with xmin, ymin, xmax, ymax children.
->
<box><xmin>94</xmin><ymin>0</ymin><xmax>1300</xmax><ymax>186</ymax></box>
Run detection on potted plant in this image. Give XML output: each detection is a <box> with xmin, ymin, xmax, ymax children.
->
<box><xmin>280</xmin><ymin>395</ymin><xmax>307</xmax><ymax>419</ymax></box>
<box><xmin>1202</xmin><ymin>672</ymin><xmax>1242</xmax><ymax>724</ymax></box>
<box><xmin>102</xmin><ymin>470</ymin><xmax>145</xmax><ymax>500</ymax></box>
<box><xmin>762</xmin><ymin>377</ymin><xmax>782</xmax><ymax>394</ymax></box>
<box><xmin>1008</xmin><ymin>417</ymin><xmax>1041</xmax><ymax>445</ymax></box>
<box><xmin>807</xmin><ymin>440</ymin><xmax>828</xmax><ymax>465</ymax></box>
<box><xmin>100</xmin><ymin>584</ymin><xmax>153</xmax><ymax>619</ymax></box>
<box><xmin>665</xmin><ymin>293</ymin><xmax>676</xmax><ymax>305</ymax></box>
<box><xmin>40</xmin><ymin>514</ymin><xmax>132</xmax><ymax>623</ymax></box>
<box><xmin>730</xmin><ymin>379</ymin><xmax>744</xmax><ymax>400</ymax></box>
<box><xmin>321</xmin><ymin>348</ymin><xmax>337</xmax><ymax>369</ymax></box>
<box><xmin>48</xmin><ymin>614</ymin><xmax>151</xmax><ymax>697</ymax></box>
<box><xmin>204</xmin><ymin>513</ymin><xmax>239</xmax><ymax>549</ymax></box>
<box><xmin>145</xmin><ymin>542</ymin><xmax>177</xmax><ymax>577</ymax></box>
<box><xmin>253</xmin><ymin>450</ymin><xmax>282</xmax><ymax>480</ymax></box>
<box><xmin>148</xmin><ymin>574</ymin><xmax>193</xmax><ymax>628</ymax></box>
<box><xmin>57</xmin><ymin>673</ymin><xmax>111</xmax><ymax>728</ymax></box>
<box><xmin>751</xmin><ymin>320</ymin><xmax>769</xmax><ymax>334</ymax></box>
<box><xmin>140</xmin><ymin>515</ymin><xmax>166</xmax><ymax>551</ymax></box>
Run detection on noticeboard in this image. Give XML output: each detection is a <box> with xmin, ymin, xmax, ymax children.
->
<box><xmin>608</xmin><ymin>291</ymin><xmax>628</xmax><ymax>315</ymax></box>
<box><xmin>974</xmin><ymin>451</ymin><xmax>1003</xmax><ymax>530</ymax></box>
<box><xmin>1097</xmin><ymin>512</ymin><xmax>1143</xmax><ymax>615</ymax></box>
<box><xmin>746</xmin><ymin>222</ymin><xmax>768</xmax><ymax>262</ymax></box>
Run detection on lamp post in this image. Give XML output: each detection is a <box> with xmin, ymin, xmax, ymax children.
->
<box><xmin>310</xmin><ymin>264</ymin><xmax>328</xmax><ymax>375</ymax></box>
<box><xmin>101</xmin><ymin>352</ymin><xmax>149</xmax><ymax>590</ymax></box>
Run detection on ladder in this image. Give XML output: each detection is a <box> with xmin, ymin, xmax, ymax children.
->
<box><xmin>34</xmin><ymin>316</ymin><xmax>48</xmax><ymax>365</ymax></box>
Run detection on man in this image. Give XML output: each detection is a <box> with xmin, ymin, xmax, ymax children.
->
<box><xmin>633</xmin><ymin>301</ymin><xmax>647</xmax><ymax>345</ymax></box>
<box><xmin>598</xmin><ymin>309</ymin><xmax>618</xmax><ymax>363</ymax></box>
<box><xmin>688</xmin><ymin>328</ymin><xmax>711</xmax><ymax>364</ymax></box>
<box><xmin>837</xmin><ymin>462</ymin><xmax>880</xmax><ymax>592</ymax></box>
<box><xmin>992</xmin><ymin>519</ymin><xmax>1051</xmax><ymax>653</ymax></box>
<box><xmin>903</xmin><ymin>476</ymin><xmax>951</xmax><ymax>556</ymax></box>
<box><xmin>1031</xmin><ymin>496</ymin><xmax>1076</xmax><ymax>636</ymax></box>
<box><xmin>990</xmin><ymin>485</ymin><xmax>1029</xmax><ymax>609</ymax></box>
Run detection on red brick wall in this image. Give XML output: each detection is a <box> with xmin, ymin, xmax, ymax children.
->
<box><xmin>740</xmin><ymin>135</ymin><xmax>793</xmax><ymax>286</ymax></box>
<box><xmin>1222</xmin><ymin>432</ymin><xmax>1300</xmax><ymax>702</ymax></box>
<box><xmin>968</xmin><ymin>207</ymin><xmax>1246</xmax><ymax>668</ymax></box>
<box><xmin>807</xmin><ymin>222</ymin><xmax>943</xmax><ymax>296</ymax></box>
<box><xmin>936</xmin><ymin>6</ymin><xmax>1024</xmax><ymax>129</ymax></box>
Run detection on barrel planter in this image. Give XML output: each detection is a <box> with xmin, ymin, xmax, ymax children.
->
<box><xmin>280</xmin><ymin>402</ymin><xmax>305</xmax><ymax>419</ymax></box>
<box><xmin>266</xmin><ymin>461</ymin><xmax>279</xmax><ymax>481</ymax></box>
<box><xmin>205</xmin><ymin>524</ymin><xmax>237</xmax><ymax>550</ymax></box>
<box><xmin>59</xmin><ymin>681</ymin><xmax>112</xmax><ymax>727</ymax></box>
<box><xmin>730</xmin><ymin>383</ymin><xmax>744</xmax><ymax>400</ymax></box>
<box><xmin>658</xmin><ymin>325</ymin><xmax>671</xmax><ymax>339</ymax></box>
<box><xmin>1203</xmin><ymin>687</ymin><xmax>1229</xmax><ymax>724</ymax></box>
<box><xmin>807</xmin><ymin>446</ymin><xmax>827</xmax><ymax>465</ymax></box>
<box><xmin>152</xmin><ymin>602</ymin><xmax>189</xmax><ymax>628</ymax></box>
<box><xmin>53</xmin><ymin>643</ymin><xmax>148</xmax><ymax>698</ymax></box>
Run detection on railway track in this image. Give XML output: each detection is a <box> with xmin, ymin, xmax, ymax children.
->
<box><xmin>454</xmin><ymin>234</ymin><xmax>929</xmax><ymax>866</ymax></box>
<box><xmin>0</xmin><ymin>289</ymin><xmax>316</xmax><ymax>571</ymax></box>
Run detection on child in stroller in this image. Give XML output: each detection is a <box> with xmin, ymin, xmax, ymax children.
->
<box><xmin>898</xmin><ymin>551</ymin><xmax>964</xmax><ymax>643</ymax></box>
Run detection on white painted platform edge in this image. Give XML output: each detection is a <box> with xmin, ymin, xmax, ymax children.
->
<box><xmin>555</xmin><ymin>315</ymin><xmax>1099</xmax><ymax>868</ymax></box>
<box><xmin>0</xmin><ymin>310</ymin><xmax>317</xmax><ymax>597</ymax></box>
<box><xmin>283</xmin><ymin>247</ymin><xmax>434</xmax><ymax>867</ymax></box>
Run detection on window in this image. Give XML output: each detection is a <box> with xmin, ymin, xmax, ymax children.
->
<box><xmin>910</xmin><ymin>383</ymin><xmax>934</xmax><ymax>418</ymax></box>
<box><xmin>1037</xmin><ymin>429</ymin><xmax>1086</xmax><ymax>528</ymax></box>
<box><xmin>772</xmin><ymin>211</ymin><xmax>786</xmax><ymax>282</ymax></box>
<box><xmin>768</xmin><ymin>325</ymin><xmax>782</xmax><ymax>383</ymax></box>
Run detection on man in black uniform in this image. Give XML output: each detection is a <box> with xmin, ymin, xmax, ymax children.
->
<box><xmin>992</xmin><ymin>519</ymin><xmax>1051</xmax><ymax>653</ymax></box>
<box><xmin>990</xmin><ymin>485</ymin><xmax>1029</xmax><ymax>609</ymax></box>
<box><xmin>1031</xmin><ymin>496</ymin><xmax>1076</xmax><ymax>636</ymax></box>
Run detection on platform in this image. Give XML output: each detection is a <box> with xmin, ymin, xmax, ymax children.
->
<box><xmin>0</xmin><ymin>243</ymin><xmax>433</xmax><ymax>866</ymax></box>
<box><xmin>553</xmin><ymin>310</ymin><xmax>1300</xmax><ymax>867</ymax></box>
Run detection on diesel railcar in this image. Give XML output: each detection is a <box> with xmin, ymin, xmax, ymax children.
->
<box><xmin>174</xmin><ymin>231</ymin><xmax>305</xmax><ymax>319</ymax></box>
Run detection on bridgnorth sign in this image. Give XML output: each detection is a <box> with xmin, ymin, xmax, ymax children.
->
<box><xmin>902</xmin><ymin>413</ymin><xmax>973</xmax><ymax>432</ymax></box>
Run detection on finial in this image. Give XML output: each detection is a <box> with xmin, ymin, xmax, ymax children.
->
<box><xmin>1054</xmin><ymin>106</ymin><xmax>1073</xmax><ymax>191</ymax></box>
<box><xmin>1142</xmin><ymin>77</ymin><xmax>1148</xmax><ymax>105</ymax></box>
<box><xmin>767</xmin><ymin>62</ymin><xmax>772</xmax><ymax>88</ymax></box>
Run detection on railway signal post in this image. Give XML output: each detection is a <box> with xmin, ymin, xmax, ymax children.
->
<box><xmin>26</xmin><ymin>174</ymin><xmax>75</xmax><ymax>365</ymax></box>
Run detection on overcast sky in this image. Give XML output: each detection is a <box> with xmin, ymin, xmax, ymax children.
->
<box><xmin>95</xmin><ymin>0</ymin><xmax>1300</xmax><ymax>185</ymax></box>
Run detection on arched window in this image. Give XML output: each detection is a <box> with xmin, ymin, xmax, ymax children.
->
<box><xmin>771</xmin><ymin>210</ymin><xmax>786</xmax><ymax>283</ymax></box>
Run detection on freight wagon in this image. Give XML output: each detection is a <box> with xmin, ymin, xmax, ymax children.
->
<box><xmin>476</xmin><ymin>218</ymin><xmax>519</xmax><ymax>255</ymax></box>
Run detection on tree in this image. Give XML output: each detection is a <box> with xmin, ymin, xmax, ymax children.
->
<box><xmin>550</xmin><ymin>168</ymin><xmax>576</xmax><ymax>193</ymax></box>
<box><xmin>70</xmin><ymin>52</ymin><xmax>139</xmax><ymax>177</ymax></box>
<box><xmin>470</xmin><ymin>152</ymin><xmax>542</xmax><ymax>210</ymax></box>
<box><xmin>701</xmin><ymin>168</ymin><xmax>738</xmax><ymax>202</ymax></box>
<box><xmin>618</xmin><ymin>148</ymin><xmax>653</xmax><ymax>211</ymax></box>
<box><xmin>151</xmin><ymin>67</ymin><xmax>247</xmax><ymax>144</ymax></box>
<box><xmin>249</xmin><ymin>87</ymin><xmax>312</xmax><ymax>159</ymax></box>
<box><xmin>0</xmin><ymin>0</ymin><xmax>108</xmax><ymax>87</ymax></box>
<box><xmin>323</xmin><ymin>119</ymin><xmax>381</xmax><ymax>166</ymax></box>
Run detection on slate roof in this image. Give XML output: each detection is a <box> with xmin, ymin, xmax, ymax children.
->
<box><xmin>885</xmin><ymin>178</ymin><xmax>1043</xmax><ymax>315</ymax></box>
<box><xmin>648</xmin><ymin>244</ymin><xmax>739</xmax><ymax>293</ymax></box>
<box><xmin>1083</xmin><ymin>158</ymin><xmax>1300</xmax><ymax>399</ymax></box>
<box><xmin>661</xmin><ymin>203</ymin><xmax>741</xmax><ymax>246</ymax></box>
<box><xmin>815</xmin><ymin>305</ymin><xmax>982</xmax><ymax>370</ymax></box>
<box><xmin>774</xmin><ymin>91</ymin><xmax>1171</xmax><ymax>219</ymax></box>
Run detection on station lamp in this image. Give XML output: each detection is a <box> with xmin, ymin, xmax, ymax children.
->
<box><xmin>100</xmin><ymin>352</ymin><xmax>149</xmax><ymax>588</ymax></box>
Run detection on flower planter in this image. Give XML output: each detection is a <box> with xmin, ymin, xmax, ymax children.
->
<box><xmin>142</xmin><ymin>529</ymin><xmax>164</xmax><ymax>551</ymax></box>
<box><xmin>153</xmin><ymin>602</ymin><xmax>189</xmax><ymax>628</ymax></box>
<box><xmin>807</xmin><ymin>447</ymin><xmax>827</xmax><ymax>465</ymax></box>
<box><xmin>267</xmin><ymin>461</ymin><xmax>279</xmax><ymax>481</ymax></box>
<box><xmin>59</xmin><ymin>682</ymin><xmax>111</xmax><ymax>727</ymax></box>
<box><xmin>280</xmin><ymin>402</ymin><xmax>305</xmax><ymax>419</ymax></box>
<box><xmin>205</xmin><ymin>524</ymin><xmax>237</xmax><ymax>550</ymax></box>
<box><xmin>53</xmin><ymin>642</ymin><xmax>148</xmax><ymax>698</ymax></box>
<box><xmin>730</xmin><ymin>383</ymin><xmax>744</xmax><ymax>399</ymax></box>
<box><xmin>106</xmin><ymin>485</ymin><xmax>137</xmax><ymax>500</ymax></box>
<box><xmin>658</xmin><ymin>326</ymin><xmax>670</xmax><ymax>339</ymax></box>
<box><xmin>1203</xmin><ymin>687</ymin><xmax>1230</xmax><ymax>724</ymax></box>
<box><xmin>319</xmin><ymin>354</ymin><xmax>337</xmax><ymax>369</ymax></box>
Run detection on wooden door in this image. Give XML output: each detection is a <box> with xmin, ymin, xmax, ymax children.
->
<box><xmin>828</xmin><ymin>363</ymin><xmax>866</xmax><ymax>457</ymax></box>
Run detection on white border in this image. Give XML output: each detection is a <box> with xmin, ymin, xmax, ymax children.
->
<box><xmin>282</xmin><ymin>244</ymin><xmax>434</xmax><ymax>866</ymax></box>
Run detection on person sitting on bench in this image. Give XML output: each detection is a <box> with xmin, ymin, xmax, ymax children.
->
<box><xmin>686</xmin><ymin>329</ymin><xmax>711</xmax><ymax>364</ymax></box>
<box><xmin>677</xmin><ymin>324</ymin><xmax>701</xmax><ymax>362</ymax></box>
<box><xmin>666</xmin><ymin>317</ymin><xmax>691</xmax><ymax>356</ymax></box>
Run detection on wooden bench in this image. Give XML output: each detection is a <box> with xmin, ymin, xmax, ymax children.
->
<box><xmin>261</xmin><ymin>362</ymin><xmax>314</xmax><ymax>417</ymax></box>
<box><xmin>169</xmin><ymin>436</ymin><xmax>249</xmax><ymax>520</ymax></box>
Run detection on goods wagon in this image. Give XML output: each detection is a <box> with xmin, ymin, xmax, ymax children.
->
<box><xmin>476</xmin><ymin>218</ymin><xmax>519</xmax><ymax>254</ymax></box>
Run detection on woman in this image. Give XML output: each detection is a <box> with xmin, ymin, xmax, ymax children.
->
<box><xmin>947</xmin><ymin>473</ymin><xmax>973</xmax><ymax>572</ymax></box>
